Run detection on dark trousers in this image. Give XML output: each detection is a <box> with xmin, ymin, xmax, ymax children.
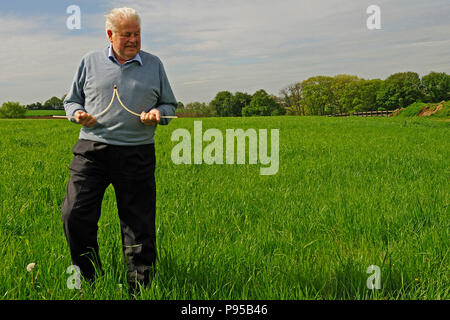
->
<box><xmin>61</xmin><ymin>139</ymin><xmax>157</xmax><ymax>287</ymax></box>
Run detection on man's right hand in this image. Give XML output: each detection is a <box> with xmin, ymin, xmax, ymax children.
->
<box><xmin>74</xmin><ymin>110</ymin><xmax>97</xmax><ymax>127</ymax></box>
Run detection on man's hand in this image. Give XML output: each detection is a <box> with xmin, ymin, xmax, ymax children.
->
<box><xmin>140</xmin><ymin>109</ymin><xmax>160</xmax><ymax>126</ymax></box>
<box><xmin>74</xmin><ymin>110</ymin><xmax>97</xmax><ymax>128</ymax></box>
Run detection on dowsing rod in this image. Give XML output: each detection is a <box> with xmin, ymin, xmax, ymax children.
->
<box><xmin>53</xmin><ymin>85</ymin><xmax>178</xmax><ymax>119</ymax></box>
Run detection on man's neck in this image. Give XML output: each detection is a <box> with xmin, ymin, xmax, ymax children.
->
<box><xmin>108</xmin><ymin>44</ymin><xmax>141</xmax><ymax>66</ymax></box>
<box><xmin>113</xmin><ymin>50</ymin><xmax>128</xmax><ymax>65</ymax></box>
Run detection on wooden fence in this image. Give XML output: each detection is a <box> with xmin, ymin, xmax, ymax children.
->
<box><xmin>328</xmin><ymin>110</ymin><xmax>394</xmax><ymax>117</ymax></box>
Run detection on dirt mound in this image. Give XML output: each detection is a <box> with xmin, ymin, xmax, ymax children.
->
<box><xmin>418</xmin><ymin>102</ymin><xmax>444</xmax><ymax>117</ymax></box>
<box><xmin>390</xmin><ymin>108</ymin><xmax>404</xmax><ymax>117</ymax></box>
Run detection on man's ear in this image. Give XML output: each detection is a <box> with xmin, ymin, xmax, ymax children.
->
<box><xmin>106</xmin><ymin>30</ymin><xmax>113</xmax><ymax>42</ymax></box>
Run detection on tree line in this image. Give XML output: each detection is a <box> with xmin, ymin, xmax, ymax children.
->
<box><xmin>179</xmin><ymin>89</ymin><xmax>285</xmax><ymax>117</ymax></box>
<box><xmin>179</xmin><ymin>71</ymin><xmax>450</xmax><ymax>116</ymax></box>
<box><xmin>1</xmin><ymin>71</ymin><xmax>449</xmax><ymax>118</ymax></box>
<box><xmin>26</xmin><ymin>94</ymin><xmax>67</xmax><ymax>110</ymax></box>
<box><xmin>0</xmin><ymin>94</ymin><xmax>67</xmax><ymax>118</ymax></box>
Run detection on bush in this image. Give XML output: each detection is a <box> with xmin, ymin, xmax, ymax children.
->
<box><xmin>0</xmin><ymin>101</ymin><xmax>27</xmax><ymax>118</ymax></box>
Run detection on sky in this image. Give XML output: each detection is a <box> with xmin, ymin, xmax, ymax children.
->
<box><xmin>0</xmin><ymin>0</ymin><xmax>449</xmax><ymax>105</ymax></box>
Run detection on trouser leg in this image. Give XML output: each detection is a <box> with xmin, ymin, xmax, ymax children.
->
<box><xmin>61</xmin><ymin>140</ymin><xmax>110</xmax><ymax>281</ymax></box>
<box><xmin>111</xmin><ymin>143</ymin><xmax>157</xmax><ymax>288</ymax></box>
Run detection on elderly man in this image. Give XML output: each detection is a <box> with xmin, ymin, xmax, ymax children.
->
<box><xmin>61</xmin><ymin>7</ymin><xmax>177</xmax><ymax>291</ymax></box>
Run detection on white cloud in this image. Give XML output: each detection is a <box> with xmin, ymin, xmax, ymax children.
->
<box><xmin>0</xmin><ymin>13</ymin><xmax>108</xmax><ymax>104</ymax></box>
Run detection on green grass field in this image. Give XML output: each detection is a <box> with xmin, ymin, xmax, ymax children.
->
<box><xmin>24</xmin><ymin>110</ymin><xmax>66</xmax><ymax>117</ymax></box>
<box><xmin>0</xmin><ymin>116</ymin><xmax>448</xmax><ymax>300</ymax></box>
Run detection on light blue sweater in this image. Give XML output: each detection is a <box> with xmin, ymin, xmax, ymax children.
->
<box><xmin>64</xmin><ymin>47</ymin><xmax>177</xmax><ymax>146</ymax></box>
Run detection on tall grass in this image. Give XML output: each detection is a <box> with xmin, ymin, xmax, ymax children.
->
<box><xmin>24</xmin><ymin>110</ymin><xmax>66</xmax><ymax>117</ymax></box>
<box><xmin>0</xmin><ymin>117</ymin><xmax>448</xmax><ymax>300</ymax></box>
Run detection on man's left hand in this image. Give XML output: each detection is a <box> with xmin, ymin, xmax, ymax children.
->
<box><xmin>140</xmin><ymin>109</ymin><xmax>160</xmax><ymax>126</ymax></box>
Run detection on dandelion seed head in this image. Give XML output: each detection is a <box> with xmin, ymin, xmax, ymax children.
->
<box><xmin>27</xmin><ymin>263</ymin><xmax>36</xmax><ymax>272</ymax></box>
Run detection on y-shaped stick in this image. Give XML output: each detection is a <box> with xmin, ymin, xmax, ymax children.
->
<box><xmin>53</xmin><ymin>85</ymin><xmax>177</xmax><ymax>119</ymax></box>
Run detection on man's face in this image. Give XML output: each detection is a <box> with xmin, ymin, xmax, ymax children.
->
<box><xmin>107</xmin><ymin>18</ymin><xmax>141</xmax><ymax>62</ymax></box>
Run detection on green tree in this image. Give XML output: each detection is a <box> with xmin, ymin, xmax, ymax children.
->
<box><xmin>185</xmin><ymin>101</ymin><xmax>215</xmax><ymax>117</ymax></box>
<box><xmin>242</xmin><ymin>89</ymin><xmax>284</xmax><ymax>116</ymax></box>
<box><xmin>301</xmin><ymin>76</ymin><xmax>334</xmax><ymax>115</ymax></box>
<box><xmin>185</xmin><ymin>102</ymin><xmax>204</xmax><ymax>110</ymax></box>
<box><xmin>230</xmin><ymin>92</ymin><xmax>252</xmax><ymax>117</ymax></box>
<box><xmin>358</xmin><ymin>79</ymin><xmax>383</xmax><ymax>111</ymax></box>
<box><xmin>26</xmin><ymin>102</ymin><xmax>43</xmax><ymax>110</ymax></box>
<box><xmin>331</xmin><ymin>74</ymin><xmax>360</xmax><ymax>114</ymax></box>
<box><xmin>0</xmin><ymin>101</ymin><xmax>27</xmax><ymax>118</ymax></box>
<box><xmin>376</xmin><ymin>72</ymin><xmax>423</xmax><ymax>110</ymax></box>
<box><xmin>209</xmin><ymin>91</ymin><xmax>233</xmax><ymax>116</ymax></box>
<box><xmin>43</xmin><ymin>96</ymin><xmax>63</xmax><ymax>110</ymax></box>
<box><xmin>421</xmin><ymin>71</ymin><xmax>450</xmax><ymax>102</ymax></box>
<box><xmin>341</xmin><ymin>78</ymin><xmax>383</xmax><ymax>112</ymax></box>
<box><xmin>279</xmin><ymin>83</ymin><xmax>304</xmax><ymax>115</ymax></box>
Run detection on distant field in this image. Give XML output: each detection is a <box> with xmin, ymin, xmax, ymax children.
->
<box><xmin>25</xmin><ymin>110</ymin><xmax>66</xmax><ymax>117</ymax></box>
<box><xmin>0</xmin><ymin>116</ymin><xmax>448</xmax><ymax>300</ymax></box>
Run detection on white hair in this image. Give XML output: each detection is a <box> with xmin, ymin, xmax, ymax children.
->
<box><xmin>105</xmin><ymin>7</ymin><xmax>140</xmax><ymax>32</ymax></box>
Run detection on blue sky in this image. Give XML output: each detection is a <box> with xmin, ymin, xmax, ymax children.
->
<box><xmin>0</xmin><ymin>0</ymin><xmax>449</xmax><ymax>105</ymax></box>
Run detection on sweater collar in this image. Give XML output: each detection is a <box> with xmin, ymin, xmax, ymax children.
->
<box><xmin>107</xmin><ymin>45</ymin><xmax>143</xmax><ymax>66</ymax></box>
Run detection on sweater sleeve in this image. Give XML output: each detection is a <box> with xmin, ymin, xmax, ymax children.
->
<box><xmin>64</xmin><ymin>57</ymin><xmax>88</xmax><ymax>123</ymax></box>
<box><xmin>155</xmin><ymin>59</ymin><xmax>177</xmax><ymax>125</ymax></box>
